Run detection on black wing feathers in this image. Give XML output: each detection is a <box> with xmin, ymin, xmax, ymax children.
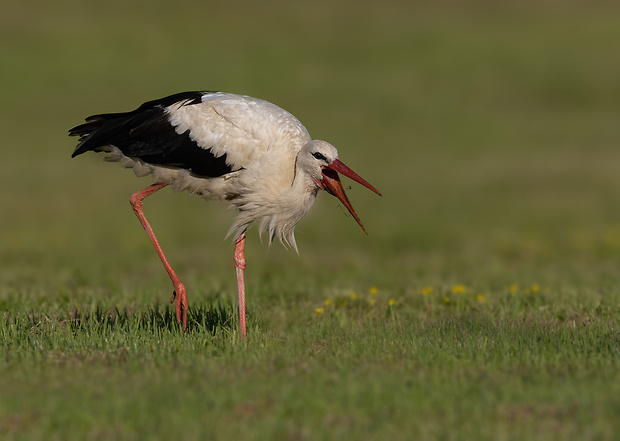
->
<box><xmin>69</xmin><ymin>91</ymin><xmax>234</xmax><ymax>178</ymax></box>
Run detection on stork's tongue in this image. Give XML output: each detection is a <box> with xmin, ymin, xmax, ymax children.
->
<box><xmin>319</xmin><ymin>159</ymin><xmax>381</xmax><ymax>233</ymax></box>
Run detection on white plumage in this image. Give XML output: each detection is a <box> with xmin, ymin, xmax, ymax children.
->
<box><xmin>70</xmin><ymin>91</ymin><xmax>381</xmax><ymax>336</ymax></box>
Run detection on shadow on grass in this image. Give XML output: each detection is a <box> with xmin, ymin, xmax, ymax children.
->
<box><xmin>65</xmin><ymin>302</ymin><xmax>235</xmax><ymax>335</ymax></box>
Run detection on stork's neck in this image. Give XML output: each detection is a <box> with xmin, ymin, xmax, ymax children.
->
<box><xmin>291</xmin><ymin>161</ymin><xmax>320</xmax><ymax>198</ymax></box>
<box><xmin>279</xmin><ymin>163</ymin><xmax>319</xmax><ymax>226</ymax></box>
<box><xmin>227</xmin><ymin>159</ymin><xmax>320</xmax><ymax>252</ymax></box>
<box><xmin>258</xmin><ymin>161</ymin><xmax>319</xmax><ymax>250</ymax></box>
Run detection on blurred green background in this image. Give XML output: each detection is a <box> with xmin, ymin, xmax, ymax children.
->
<box><xmin>2</xmin><ymin>0</ymin><xmax>620</xmax><ymax>293</ymax></box>
<box><xmin>2</xmin><ymin>0</ymin><xmax>620</xmax><ymax>439</ymax></box>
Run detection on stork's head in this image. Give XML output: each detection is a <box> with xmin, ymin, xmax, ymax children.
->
<box><xmin>300</xmin><ymin>140</ymin><xmax>382</xmax><ymax>233</ymax></box>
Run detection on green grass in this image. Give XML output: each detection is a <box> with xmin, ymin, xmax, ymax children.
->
<box><xmin>2</xmin><ymin>294</ymin><xmax>619</xmax><ymax>440</ymax></box>
<box><xmin>2</xmin><ymin>0</ymin><xmax>620</xmax><ymax>439</ymax></box>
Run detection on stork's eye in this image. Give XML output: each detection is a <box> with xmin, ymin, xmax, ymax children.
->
<box><xmin>312</xmin><ymin>152</ymin><xmax>327</xmax><ymax>161</ymax></box>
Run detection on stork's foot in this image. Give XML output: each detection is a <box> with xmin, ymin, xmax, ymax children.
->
<box><xmin>170</xmin><ymin>283</ymin><xmax>188</xmax><ymax>332</ymax></box>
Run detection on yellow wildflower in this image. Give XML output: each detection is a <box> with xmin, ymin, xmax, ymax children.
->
<box><xmin>476</xmin><ymin>294</ymin><xmax>487</xmax><ymax>304</ymax></box>
<box><xmin>388</xmin><ymin>299</ymin><xmax>396</xmax><ymax>306</ymax></box>
<box><xmin>443</xmin><ymin>297</ymin><xmax>451</xmax><ymax>303</ymax></box>
<box><xmin>315</xmin><ymin>307</ymin><xmax>325</xmax><ymax>314</ymax></box>
<box><xmin>509</xmin><ymin>284</ymin><xmax>519</xmax><ymax>295</ymax></box>
<box><xmin>530</xmin><ymin>284</ymin><xmax>540</xmax><ymax>294</ymax></box>
<box><xmin>324</xmin><ymin>299</ymin><xmax>333</xmax><ymax>307</ymax></box>
<box><xmin>421</xmin><ymin>286</ymin><xmax>434</xmax><ymax>296</ymax></box>
<box><xmin>368</xmin><ymin>286</ymin><xmax>379</xmax><ymax>295</ymax></box>
<box><xmin>451</xmin><ymin>284</ymin><xmax>466</xmax><ymax>295</ymax></box>
<box><xmin>350</xmin><ymin>292</ymin><xmax>359</xmax><ymax>300</ymax></box>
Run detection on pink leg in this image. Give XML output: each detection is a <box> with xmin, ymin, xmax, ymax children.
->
<box><xmin>234</xmin><ymin>233</ymin><xmax>247</xmax><ymax>338</ymax></box>
<box><xmin>130</xmin><ymin>183</ymin><xmax>188</xmax><ymax>331</ymax></box>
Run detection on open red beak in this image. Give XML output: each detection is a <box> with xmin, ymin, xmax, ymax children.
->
<box><xmin>318</xmin><ymin>159</ymin><xmax>382</xmax><ymax>234</ymax></box>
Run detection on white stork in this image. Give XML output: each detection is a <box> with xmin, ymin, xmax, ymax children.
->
<box><xmin>69</xmin><ymin>91</ymin><xmax>381</xmax><ymax>336</ymax></box>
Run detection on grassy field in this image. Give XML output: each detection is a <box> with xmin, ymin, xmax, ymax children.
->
<box><xmin>1</xmin><ymin>0</ymin><xmax>620</xmax><ymax>439</ymax></box>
